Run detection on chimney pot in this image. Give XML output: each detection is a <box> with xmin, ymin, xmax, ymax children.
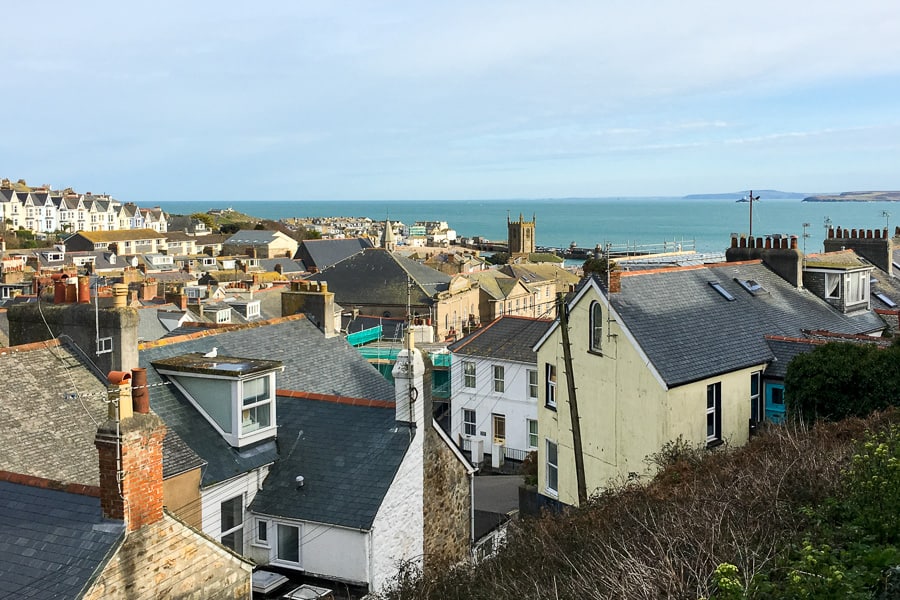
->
<box><xmin>790</xmin><ymin>235</ymin><xmax>798</xmax><ymax>250</ymax></box>
<box><xmin>77</xmin><ymin>275</ymin><xmax>91</xmax><ymax>303</ymax></box>
<box><xmin>131</xmin><ymin>367</ymin><xmax>149</xmax><ymax>414</ymax></box>
<box><xmin>764</xmin><ymin>237</ymin><xmax>772</xmax><ymax>249</ymax></box>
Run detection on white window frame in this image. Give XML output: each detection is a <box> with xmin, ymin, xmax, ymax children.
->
<box><xmin>241</xmin><ymin>375</ymin><xmax>272</xmax><ymax>435</ymax></box>
<box><xmin>825</xmin><ymin>273</ymin><xmax>841</xmax><ymax>299</ymax></box>
<box><xmin>527</xmin><ymin>369</ymin><xmax>538</xmax><ymax>399</ymax></box>
<box><xmin>492</xmin><ymin>413</ymin><xmax>506</xmax><ymax>445</ymax></box>
<box><xmin>750</xmin><ymin>371</ymin><xmax>762</xmax><ymax>424</ymax></box>
<box><xmin>847</xmin><ymin>270</ymin><xmax>868</xmax><ymax>305</ymax></box>
<box><xmin>493</xmin><ymin>364</ymin><xmax>505</xmax><ymax>393</ymax></box>
<box><xmin>216</xmin><ymin>309</ymin><xmax>231</xmax><ymax>324</ymax></box>
<box><xmin>252</xmin><ymin>517</ymin><xmax>270</xmax><ymax>548</ymax></box>
<box><xmin>463</xmin><ymin>408</ymin><xmax>476</xmax><ymax>436</ymax></box>
<box><xmin>97</xmin><ymin>336</ymin><xmax>113</xmax><ymax>355</ymax></box>
<box><xmin>220</xmin><ymin>494</ymin><xmax>244</xmax><ymax>552</ymax></box>
<box><xmin>706</xmin><ymin>382</ymin><xmax>722</xmax><ymax>446</ymax></box>
<box><xmin>590</xmin><ymin>301</ymin><xmax>603</xmax><ymax>353</ymax></box>
<box><xmin>545</xmin><ymin>363</ymin><xmax>557</xmax><ymax>409</ymax></box>
<box><xmin>527</xmin><ymin>419</ymin><xmax>538</xmax><ymax>449</ymax></box>
<box><xmin>274</xmin><ymin>522</ymin><xmax>301</xmax><ymax>566</ymax></box>
<box><xmin>463</xmin><ymin>361</ymin><xmax>476</xmax><ymax>388</ymax></box>
<box><xmin>546</xmin><ymin>440</ymin><xmax>558</xmax><ymax>496</ymax></box>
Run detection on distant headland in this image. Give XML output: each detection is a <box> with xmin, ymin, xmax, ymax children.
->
<box><xmin>802</xmin><ymin>191</ymin><xmax>900</xmax><ymax>202</ymax></box>
<box><xmin>683</xmin><ymin>190</ymin><xmax>807</xmax><ymax>200</ymax></box>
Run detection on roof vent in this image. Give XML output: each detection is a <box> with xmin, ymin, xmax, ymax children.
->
<box><xmin>295</xmin><ymin>475</ymin><xmax>305</xmax><ymax>488</ymax></box>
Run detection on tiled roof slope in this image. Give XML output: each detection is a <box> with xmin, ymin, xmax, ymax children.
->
<box><xmin>309</xmin><ymin>248</ymin><xmax>451</xmax><ymax>306</ymax></box>
<box><xmin>250</xmin><ymin>395</ymin><xmax>410</xmax><ymax>530</ymax></box>
<box><xmin>450</xmin><ymin>316</ymin><xmax>551</xmax><ymax>364</ymax></box>
<box><xmin>606</xmin><ymin>262</ymin><xmax>886</xmax><ymax>387</ymax></box>
<box><xmin>297</xmin><ymin>237</ymin><xmax>373</xmax><ymax>271</ymax></box>
<box><xmin>0</xmin><ymin>481</ymin><xmax>124</xmax><ymax>599</ymax></box>
<box><xmin>0</xmin><ymin>339</ymin><xmax>204</xmax><ymax>485</ymax></box>
<box><xmin>764</xmin><ymin>336</ymin><xmax>822</xmax><ymax>379</ymax></box>
<box><xmin>140</xmin><ymin>316</ymin><xmax>395</xmax><ymax>486</ymax></box>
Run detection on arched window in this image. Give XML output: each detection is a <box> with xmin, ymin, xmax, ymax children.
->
<box><xmin>590</xmin><ymin>301</ymin><xmax>603</xmax><ymax>352</ymax></box>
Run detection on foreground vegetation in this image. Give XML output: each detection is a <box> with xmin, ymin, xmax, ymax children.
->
<box><xmin>379</xmin><ymin>411</ymin><xmax>900</xmax><ymax>600</ymax></box>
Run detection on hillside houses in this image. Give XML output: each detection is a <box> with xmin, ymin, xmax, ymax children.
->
<box><xmin>533</xmin><ymin>232</ymin><xmax>897</xmax><ymax>508</ymax></box>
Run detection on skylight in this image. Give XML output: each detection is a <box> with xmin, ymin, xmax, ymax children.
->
<box><xmin>875</xmin><ymin>292</ymin><xmax>898</xmax><ymax>308</ymax></box>
<box><xmin>708</xmin><ymin>281</ymin><xmax>735</xmax><ymax>301</ymax></box>
<box><xmin>734</xmin><ymin>278</ymin><xmax>768</xmax><ymax>296</ymax></box>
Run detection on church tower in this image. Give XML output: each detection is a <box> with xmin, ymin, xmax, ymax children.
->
<box><xmin>381</xmin><ymin>219</ymin><xmax>397</xmax><ymax>252</ymax></box>
<box><xmin>507</xmin><ymin>213</ymin><xmax>536</xmax><ymax>261</ymax></box>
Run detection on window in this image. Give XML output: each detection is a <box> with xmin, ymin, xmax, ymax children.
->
<box><xmin>771</xmin><ymin>386</ymin><xmax>785</xmax><ymax>405</ymax></box>
<box><xmin>255</xmin><ymin>519</ymin><xmax>269</xmax><ymax>547</ymax></box>
<box><xmin>546</xmin><ymin>440</ymin><xmax>558</xmax><ymax>495</ymax></box>
<box><xmin>241</xmin><ymin>376</ymin><xmax>272</xmax><ymax>434</ymax></box>
<box><xmin>590</xmin><ymin>301</ymin><xmax>603</xmax><ymax>353</ymax></box>
<box><xmin>527</xmin><ymin>369</ymin><xmax>538</xmax><ymax>399</ymax></box>
<box><xmin>545</xmin><ymin>363</ymin><xmax>557</xmax><ymax>409</ymax></box>
<box><xmin>493</xmin><ymin>365</ymin><xmax>505</xmax><ymax>393</ymax></box>
<box><xmin>825</xmin><ymin>273</ymin><xmax>841</xmax><ymax>299</ymax></box>
<box><xmin>220</xmin><ymin>495</ymin><xmax>244</xmax><ymax>552</ymax></box>
<box><xmin>706</xmin><ymin>382</ymin><xmax>722</xmax><ymax>446</ymax></box>
<box><xmin>492</xmin><ymin>414</ymin><xmax>506</xmax><ymax>445</ymax></box>
<box><xmin>847</xmin><ymin>271</ymin><xmax>868</xmax><ymax>304</ymax></box>
<box><xmin>463</xmin><ymin>361</ymin><xmax>476</xmax><ymax>388</ymax></box>
<box><xmin>527</xmin><ymin>419</ymin><xmax>538</xmax><ymax>449</ymax></box>
<box><xmin>463</xmin><ymin>409</ymin><xmax>476</xmax><ymax>436</ymax></box>
<box><xmin>97</xmin><ymin>336</ymin><xmax>113</xmax><ymax>355</ymax></box>
<box><xmin>276</xmin><ymin>523</ymin><xmax>300</xmax><ymax>564</ymax></box>
<box><xmin>750</xmin><ymin>371</ymin><xmax>762</xmax><ymax>423</ymax></box>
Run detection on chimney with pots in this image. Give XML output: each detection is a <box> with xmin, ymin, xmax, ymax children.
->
<box><xmin>824</xmin><ymin>226</ymin><xmax>894</xmax><ymax>277</ymax></box>
<box><xmin>726</xmin><ymin>233</ymin><xmax>803</xmax><ymax>287</ymax></box>
<box><xmin>95</xmin><ymin>371</ymin><xmax>167</xmax><ymax>532</ymax></box>
<box><xmin>281</xmin><ymin>280</ymin><xmax>338</xmax><ymax>337</ymax></box>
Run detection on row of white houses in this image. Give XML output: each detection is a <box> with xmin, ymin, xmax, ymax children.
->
<box><xmin>0</xmin><ymin>187</ymin><xmax>167</xmax><ymax>234</ymax></box>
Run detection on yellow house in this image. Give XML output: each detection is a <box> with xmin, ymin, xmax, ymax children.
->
<box><xmin>534</xmin><ymin>260</ymin><xmax>886</xmax><ymax>507</ymax></box>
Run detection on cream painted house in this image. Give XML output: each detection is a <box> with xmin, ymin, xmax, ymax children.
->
<box><xmin>534</xmin><ymin>259</ymin><xmax>886</xmax><ymax>507</ymax></box>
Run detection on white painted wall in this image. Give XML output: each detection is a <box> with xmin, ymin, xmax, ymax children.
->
<box><xmin>370</xmin><ymin>425</ymin><xmax>423</xmax><ymax>591</ymax></box>
<box><xmin>450</xmin><ymin>354</ymin><xmax>538</xmax><ymax>455</ymax></box>
<box><xmin>200</xmin><ymin>467</ymin><xmax>268</xmax><ymax>551</ymax></box>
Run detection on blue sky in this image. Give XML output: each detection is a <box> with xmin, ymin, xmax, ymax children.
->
<box><xmin>2</xmin><ymin>1</ymin><xmax>899</xmax><ymax>202</ymax></box>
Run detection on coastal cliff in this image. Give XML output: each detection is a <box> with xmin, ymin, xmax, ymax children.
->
<box><xmin>803</xmin><ymin>191</ymin><xmax>900</xmax><ymax>202</ymax></box>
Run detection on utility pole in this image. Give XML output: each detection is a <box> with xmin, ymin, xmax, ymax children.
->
<box><xmin>558</xmin><ymin>292</ymin><xmax>587</xmax><ymax>505</ymax></box>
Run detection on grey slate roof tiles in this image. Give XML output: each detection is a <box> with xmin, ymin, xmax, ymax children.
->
<box><xmin>605</xmin><ymin>262</ymin><xmax>887</xmax><ymax>387</ymax></box>
<box><xmin>297</xmin><ymin>237</ymin><xmax>373</xmax><ymax>271</ymax></box>
<box><xmin>250</xmin><ymin>395</ymin><xmax>410</xmax><ymax>530</ymax></box>
<box><xmin>449</xmin><ymin>316</ymin><xmax>551</xmax><ymax>364</ymax></box>
<box><xmin>0</xmin><ymin>481</ymin><xmax>124</xmax><ymax>599</ymax></box>
<box><xmin>140</xmin><ymin>316</ymin><xmax>395</xmax><ymax>487</ymax></box>
<box><xmin>309</xmin><ymin>248</ymin><xmax>450</xmax><ymax>307</ymax></box>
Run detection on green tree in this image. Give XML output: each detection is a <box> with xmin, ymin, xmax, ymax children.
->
<box><xmin>785</xmin><ymin>341</ymin><xmax>900</xmax><ymax>422</ymax></box>
<box><xmin>582</xmin><ymin>257</ymin><xmax>616</xmax><ymax>276</ymax></box>
<box><xmin>190</xmin><ymin>212</ymin><xmax>215</xmax><ymax>230</ymax></box>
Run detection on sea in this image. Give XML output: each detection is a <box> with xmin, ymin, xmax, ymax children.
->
<box><xmin>155</xmin><ymin>197</ymin><xmax>895</xmax><ymax>257</ymax></box>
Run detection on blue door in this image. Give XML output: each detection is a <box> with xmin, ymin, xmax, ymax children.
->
<box><xmin>765</xmin><ymin>382</ymin><xmax>786</xmax><ymax>423</ymax></box>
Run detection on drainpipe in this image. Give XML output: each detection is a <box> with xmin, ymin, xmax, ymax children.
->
<box><xmin>469</xmin><ymin>470</ymin><xmax>475</xmax><ymax>558</ymax></box>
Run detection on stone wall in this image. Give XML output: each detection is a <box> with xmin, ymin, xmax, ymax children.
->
<box><xmin>423</xmin><ymin>426</ymin><xmax>471</xmax><ymax>572</ymax></box>
<box><xmin>85</xmin><ymin>514</ymin><xmax>252</xmax><ymax>600</ymax></box>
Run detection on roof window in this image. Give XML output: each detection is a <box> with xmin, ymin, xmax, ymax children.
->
<box><xmin>875</xmin><ymin>292</ymin><xmax>898</xmax><ymax>308</ymax></box>
<box><xmin>734</xmin><ymin>278</ymin><xmax>768</xmax><ymax>296</ymax></box>
<box><xmin>708</xmin><ymin>281</ymin><xmax>735</xmax><ymax>301</ymax></box>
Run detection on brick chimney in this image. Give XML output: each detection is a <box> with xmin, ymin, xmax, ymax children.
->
<box><xmin>824</xmin><ymin>226</ymin><xmax>893</xmax><ymax>277</ymax></box>
<box><xmin>95</xmin><ymin>371</ymin><xmax>166</xmax><ymax>532</ymax></box>
<box><xmin>726</xmin><ymin>234</ymin><xmax>803</xmax><ymax>287</ymax></box>
<box><xmin>281</xmin><ymin>280</ymin><xmax>338</xmax><ymax>337</ymax></box>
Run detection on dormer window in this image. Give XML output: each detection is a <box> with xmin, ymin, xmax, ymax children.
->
<box><xmin>152</xmin><ymin>354</ymin><xmax>284</xmax><ymax>448</ymax></box>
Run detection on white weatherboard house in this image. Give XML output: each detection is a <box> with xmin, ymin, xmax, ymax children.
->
<box><xmin>141</xmin><ymin>315</ymin><xmax>474</xmax><ymax>594</ymax></box>
<box><xmin>449</xmin><ymin>316</ymin><xmax>552</xmax><ymax>465</ymax></box>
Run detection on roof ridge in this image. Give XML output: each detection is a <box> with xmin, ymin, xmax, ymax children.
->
<box><xmin>450</xmin><ymin>316</ymin><xmax>500</xmax><ymax>351</ymax></box>
<box><xmin>278</xmin><ymin>389</ymin><xmax>394</xmax><ymax>408</ymax></box>
<box><xmin>138</xmin><ymin>313</ymin><xmax>308</xmax><ymax>350</ymax></box>
<box><xmin>0</xmin><ymin>338</ymin><xmax>61</xmax><ymax>354</ymax></box>
<box><xmin>0</xmin><ymin>470</ymin><xmax>101</xmax><ymax>497</ymax></box>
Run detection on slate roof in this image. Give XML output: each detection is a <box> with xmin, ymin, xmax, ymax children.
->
<box><xmin>466</xmin><ymin>270</ymin><xmax>520</xmax><ymax>301</ymax></box>
<box><xmin>297</xmin><ymin>237</ymin><xmax>373</xmax><ymax>271</ymax></box>
<box><xmin>594</xmin><ymin>261</ymin><xmax>887</xmax><ymax>387</ymax></box>
<box><xmin>140</xmin><ymin>316</ymin><xmax>395</xmax><ymax>487</ymax></box>
<box><xmin>450</xmin><ymin>316</ymin><xmax>551</xmax><ymax>364</ymax></box>
<box><xmin>250</xmin><ymin>395</ymin><xmax>410</xmax><ymax>530</ymax></box>
<box><xmin>0</xmin><ymin>481</ymin><xmax>125</xmax><ymax>599</ymax></box>
<box><xmin>259</xmin><ymin>257</ymin><xmax>307</xmax><ymax>275</ymax></box>
<box><xmin>309</xmin><ymin>248</ymin><xmax>451</xmax><ymax>307</ymax></box>
<box><xmin>764</xmin><ymin>337</ymin><xmax>822</xmax><ymax>379</ymax></box>
<box><xmin>223</xmin><ymin>230</ymin><xmax>284</xmax><ymax>245</ymax></box>
<box><xmin>0</xmin><ymin>339</ymin><xmax>204</xmax><ymax>485</ymax></box>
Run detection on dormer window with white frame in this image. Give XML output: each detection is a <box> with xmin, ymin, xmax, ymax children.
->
<box><xmin>152</xmin><ymin>354</ymin><xmax>284</xmax><ymax>448</ymax></box>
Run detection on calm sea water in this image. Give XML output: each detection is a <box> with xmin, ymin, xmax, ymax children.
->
<box><xmin>156</xmin><ymin>198</ymin><xmax>895</xmax><ymax>255</ymax></box>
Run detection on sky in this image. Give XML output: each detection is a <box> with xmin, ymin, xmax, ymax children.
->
<box><xmin>2</xmin><ymin>1</ymin><xmax>899</xmax><ymax>202</ymax></box>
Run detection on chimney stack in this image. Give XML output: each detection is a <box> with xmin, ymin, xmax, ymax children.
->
<box><xmin>95</xmin><ymin>373</ymin><xmax>166</xmax><ymax>532</ymax></box>
<box><xmin>392</xmin><ymin>333</ymin><xmax>427</xmax><ymax>428</ymax></box>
